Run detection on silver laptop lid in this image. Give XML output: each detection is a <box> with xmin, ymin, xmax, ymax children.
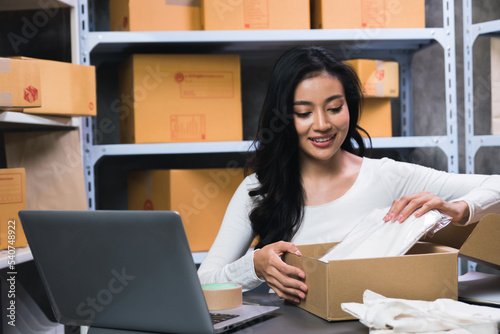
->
<box><xmin>19</xmin><ymin>210</ymin><xmax>215</xmax><ymax>334</ymax></box>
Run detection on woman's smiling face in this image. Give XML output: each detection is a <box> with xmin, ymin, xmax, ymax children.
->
<box><xmin>293</xmin><ymin>72</ymin><xmax>350</xmax><ymax>164</ymax></box>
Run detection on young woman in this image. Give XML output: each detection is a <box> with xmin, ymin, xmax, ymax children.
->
<box><xmin>197</xmin><ymin>46</ymin><xmax>500</xmax><ymax>304</ymax></box>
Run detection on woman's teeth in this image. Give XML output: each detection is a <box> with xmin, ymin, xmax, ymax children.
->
<box><xmin>311</xmin><ymin>136</ymin><xmax>334</xmax><ymax>143</ymax></box>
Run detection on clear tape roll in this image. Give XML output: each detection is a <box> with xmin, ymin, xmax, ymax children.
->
<box><xmin>202</xmin><ymin>283</ymin><xmax>242</xmax><ymax>311</ymax></box>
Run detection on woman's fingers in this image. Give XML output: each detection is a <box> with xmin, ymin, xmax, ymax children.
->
<box><xmin>385</xmin><ymin>192</ymin><xmax>439</xmax><ymax>223</ymax></box>
<box><xmin>384</xmin><ymin>192</ymin><xmax>470</xmax><ymax>224</ymax></box>
<box><xmin>253</xmin><ymin>241</ymin><xmax>307</xmax><ymax>303</ymax></box>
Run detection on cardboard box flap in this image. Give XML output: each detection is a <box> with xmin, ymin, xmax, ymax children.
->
<box><xmin>421</xmin><ymin>214</ymin><xmax>500</xmax><ymax>270</ymax></box>
<box><xmin>421</xmin><ymin>222</ymin><xmax>477</xmax><ymax>250</ymax></box>
<box><xmin>459</xmin><ymin>214</ymin><xmax>500</xmax><ymax>270</ymax></box>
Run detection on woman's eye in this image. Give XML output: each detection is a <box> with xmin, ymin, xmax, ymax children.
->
<box><xmin>328</xmin><ymin>105</ymin><xmax>343</xmax><ymax>113</ymax></box>
<box><xmin>294</xmin><ymin>112</ymin><xmax>311</xmax><ymax>118</ymax></box>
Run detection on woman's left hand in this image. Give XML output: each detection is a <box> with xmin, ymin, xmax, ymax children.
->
<box><xmin>383</xmin><ymin>191</ymin><xmax>470</xmax><ymax>224</ymax></box>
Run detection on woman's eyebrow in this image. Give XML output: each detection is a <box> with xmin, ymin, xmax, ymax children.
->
<box><xmin>293</xmin><ymin>94</ymin><xmax>344</xmax><ymax>106</ymax></box>
<box><xmin>293</xmin><ymin>100</ymin><xmax>313</xmax><ymax>106</ymax></box>
<box><xmin>325</xmin><ymin>94</ymin><xmax>344</xmax><ymax>103</ymax></box>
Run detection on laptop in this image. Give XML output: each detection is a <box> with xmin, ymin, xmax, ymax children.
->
<box><xmin>19</xmin><ymin>210</ymin><xmax>278</xmax><ymax>334</ymax></box>
<box><xmin>458</xmin><ymin>270</ymin><xmax>500</xmax><ymax>307</ymax></box>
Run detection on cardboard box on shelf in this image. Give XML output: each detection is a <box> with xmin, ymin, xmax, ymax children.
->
<box><xmin>201</xmin><ymin>0</ymin><xmax>310</xmax><ymax>30</ymax></box>
<box><xmin>9</xmin><ymin>57</ymin><xmax>96</xmax><ymax>117</ymax></box>
<box><xmin>359</xmin><ymin>98</ymin><xmax>392</xmax><ymax>138</ymax></box>
<box><xmin>109</xmin><ymin>0</ymin><xmax>201</xmax><ymax>31</ymax></box>
<box><xmin>344</xmin><ymin>59</ymin><xmax>399</xmax><ymax>98</ymax></box>
<box><xmin>491</xmin><ymin>37</ymin><xmax>500</xmax><ymax>135</ymax></box>
<box><xmin>0</xmin><ymin>58</ymin><xmax>41</xmax><ymax>109</ymax></box>
<box><xmin>118</xmin><ymin>54</ymin><xmax>242</xmax><ymax>144</ymax></box>
<box><xmin>4</xmin><ymin>131</ymin><xmax>88</xmax><ymax>211</ymax></box>
<box><xmin>311</xmin><ymin>0</ymin><xmax>425</xmax><ymax>29</ymax></box>
<box><xmin>0</xmin><ymin>168</ymin><xmax>28</xmax><ymax>250</ymax></box>
<box><xmin>127</xmin><ymin>168</ymin><xmax>244</xmax><ymax>252</ymax></box>
<box><xmin>284</xmin><ymin>214</ymin><xmax>500</xmax><ymax>321</ymax></box>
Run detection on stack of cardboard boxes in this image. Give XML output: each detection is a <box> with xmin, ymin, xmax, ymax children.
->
<box><xmin>117</xmin><ymin>1</ymin><xmax>423</xmax><ymax>251</ymax></box>
<box><xmin>120</xmin><ymin>53</ymin><xmax>245</xmax><ymax>251</ymax></box>
<box><xmin>345</xmin><ymin>59</ymin><xmax>399</xmax><ymax>138</ymax></box>
<box><xmin>108</xmin><ymin>0</ymin><xmax>426</xmax><ymax>32</ymax></box>
<box><xmin>0</xmin><ymin>58</ymin><xmax>96</xmax><ymax>250</ymax></box>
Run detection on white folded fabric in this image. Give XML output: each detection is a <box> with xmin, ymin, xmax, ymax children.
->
<box><xmin>342</xmin><ymin>290</ymin><xmax>500</xmax><ymax>334</ymax></box>
<box><xmin>318</xmin><ymin>208</ymin><xmax>449</xmax><ymax>262</ymax></box>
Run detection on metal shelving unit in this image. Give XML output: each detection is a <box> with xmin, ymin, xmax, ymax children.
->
<box><xmin>79</xmin><ymin>0</ymin><xmax>459</xmax><ymax>213</ymax></box>
<box><xmin>0</xmin><ymin>0</ymin><xmax>81</xmax><ymax>270</ymax></box>
<box><xmin>463</xmin><ymin>0</ymin><xmax>500</xmax><ymax>174</ymax></box>
<box><xmin>0</xmin><ymin>111</ymin><xmax>79</xmax><ymax>130</ymax></box>
<box><xmin>0</xmin><ymin>247</ymin><xmax>32</xmax><ymax>269</ymax></box>
<box><xmin>0</xmin><ymin>0</ymin><xmax>81</xmax><ymax>131</ymax></box>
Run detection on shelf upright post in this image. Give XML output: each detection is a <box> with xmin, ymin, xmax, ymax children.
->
<box><xmin>442</xmin><ymin>0</ymin><xmax>459</xmax><ymax>173</ymax></box>
<box><xmin>78</xmin><ymin>0</ymin><xmax>96</xmax><ymax>210</ymax></box>
<box><xmin>396</xmin><ymin>52</ymin><xmax>413</xmax><ymax>137</ymax></box>
<box><xmin>463</xmin><ymin>0</ymin><xmax>475</xmax><ymax>174</ymax></box>
<box><xmin>462</xmin><ymin>0</ymin><xmax>477</xmax><ymax>275</ymax></box>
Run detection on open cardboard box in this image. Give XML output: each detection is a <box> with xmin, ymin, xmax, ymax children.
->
<box><xmin>283</xmin><ymin>214</ymin><xmax>500</xmax><ymax>321</ymax></box>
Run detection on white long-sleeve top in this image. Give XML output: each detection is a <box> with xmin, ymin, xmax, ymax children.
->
<box><xmin>197</xmin><ymin>157</ymin><xmax>500</xmax><ymax>290</ymax></box>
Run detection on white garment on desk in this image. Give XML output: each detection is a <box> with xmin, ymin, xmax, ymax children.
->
<box><xmin>342</xmin><ymin>290</ymin><xmax>500</xmax><ymax>334</ymax></box>
<box><xmin>318</xmin><ymin>208</ymin><xmax>450</xmax><ymax>262</ymax></box>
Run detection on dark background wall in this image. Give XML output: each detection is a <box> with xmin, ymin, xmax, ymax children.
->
<box><xmin>412</xmin><ymin>0</ymin><xmax>500</xmax><ymax>174</ymax></box>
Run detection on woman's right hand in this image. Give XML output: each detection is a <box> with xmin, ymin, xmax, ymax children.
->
<box><xmin>253</xmin><ymin>241</ymin><xmax>308</xmax><ymax>303</ymax></box>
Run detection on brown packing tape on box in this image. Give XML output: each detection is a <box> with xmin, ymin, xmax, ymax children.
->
<box><xmin>202</xmin><ymin>283</ymin><xmax>242</xmax><ymax>311</ymax></box>
<box><xmin>4</xmin><ymin>131</ymin><xmax>87</xmax><ymax>211</ymax></box>
<box><xmin>0</xmin><ymin>57</ymin><xmax>41</xmax><ymax>108</ymax></box>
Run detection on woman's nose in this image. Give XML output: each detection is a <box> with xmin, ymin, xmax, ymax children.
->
<box><xmin>312</xmin><ymin>110</ymin><xmax>332</xmax><ymax>131</ymax></box>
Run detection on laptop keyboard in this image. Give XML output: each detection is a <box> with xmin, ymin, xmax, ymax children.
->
<box><xmin>210</xmin><ymin>312</ymin><xmax>240</xmax><ymax>324</ymax></box>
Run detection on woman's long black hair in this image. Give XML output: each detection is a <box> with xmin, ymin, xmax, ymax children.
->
<box><xmin>247</xmin><ymin>46</ymin><xmax>369</xmax><ymax>249</ymax></box>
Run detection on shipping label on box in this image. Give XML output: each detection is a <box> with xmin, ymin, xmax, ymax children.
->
<box><xmin>0</xmin><ymin>58</ymin><xmax>41</xmax><ymax>109</ymax></box>
<box><xmin>177</xmin><ymin>71</ymin><xmax>235</xmax><ymax>98</ymax></box>
<box><xmin>312</xmin><ymin>0</ymin><xmax>425</xmax><ymax>29</ymax></box>
<box><xmin>491</xmin><ymin>38</ymin><xmax>500</xmax><ymax>135</ymax></box>
<box><xmin>110</xmin><ymin>0</ymin><xmax>201</xmax><ymax>31</ymax></box>
<box><xmin>170</xmin><ymin>115</ymin><xmax>207</xmax><ymax>141</ymax></box>
<box><xmin>119</xmin><ymin>54</ymin><xmax>242</xmax><ymax>144</ymax></box>
<box><xmin>0</xmin><ymin>168</ymin><xmax>28</xmax><ymax>250</ymax></box>
<box><xmin>201</xmin><ymin>0</ymin><xmax>310</xmax><ymax>30</ymax></box>
<box><xmin>127</xmin><ymin>168</ymin><xmax>244</xmax><ymax>252</ymax></box>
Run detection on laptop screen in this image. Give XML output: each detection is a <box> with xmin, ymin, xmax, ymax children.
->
<box><xmin>19</xmin><ymin>210</ymin><xmax>215</xmax><ymax>333</ymax></box>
